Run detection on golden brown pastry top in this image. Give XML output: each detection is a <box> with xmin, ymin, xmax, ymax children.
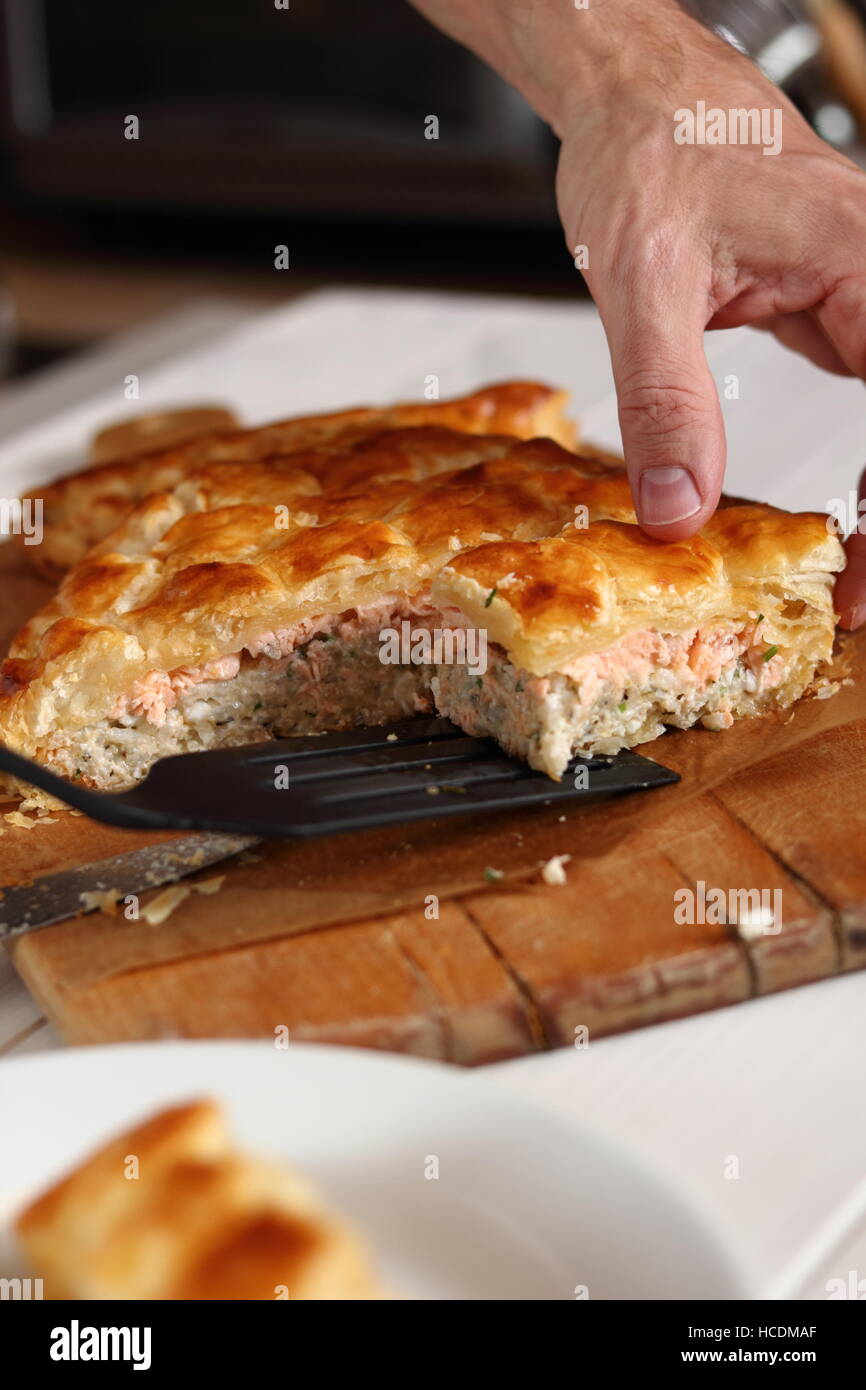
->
<box><xmin>24</xmin><ymin>381</ymin><xmax>576</xmax><ymax>576</ymax></box>
<box><xmin>0</xmin><ymin>430</ymin><xmax>630</xmax><ymax>743</ymax></box>
<box><xmin>431</xmin><ymin>509</ymin><xmax>845</xmax><ymax>673</ymax></box>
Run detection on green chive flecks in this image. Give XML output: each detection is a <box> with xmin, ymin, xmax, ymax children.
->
<box><xmin>762</xmin><ymin>645</ymin><xmax>779</xmax><ymax>662</ymax></box>
<box><xmin>484</xmin><ymin>587</ymin><xmax>497</xmax><ymax>608</ymax></box>
<box><xmin>484</xmin><ymin>867</ymin><xmax>504</xmax><ymax>883</ymax></box>
<box><xmin>618</xmin><ymin>700</ymin><xmax>627</xmax><ymax>712</ymax></box>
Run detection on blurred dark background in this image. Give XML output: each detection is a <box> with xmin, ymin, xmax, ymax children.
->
<box><xmin>0</xmin><ymin>0</ymin><xmax>864</xmax><ymax>383</ymax></box>
<box><xmin>0</xmin><ymin>0</ymin><xmax>570</xmax><ymax>384</ymax></box>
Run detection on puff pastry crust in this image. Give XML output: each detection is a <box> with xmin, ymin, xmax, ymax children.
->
<box><xmin>16</xmin><ymin>1100</ymin><xmax>387</xmax><ymax>1300</ymax></box>
<box><xmin>23</xmin><ymin>380</ymin><xmax>576</xmax><ymax>577</ymax></box>
<box><xmin>431</xmin><ymin>509</ymin><xmax>844</xmax><ymax>673</ymax></box>
<box><xmin>0</xmin><ymin>429</ymin><xmax>629</xmax><ymax>762</ymax></box>
<box><xmin>0</xmin><ymin>386</ymin><xmax>844</xmax><ymax>788</ymax></box>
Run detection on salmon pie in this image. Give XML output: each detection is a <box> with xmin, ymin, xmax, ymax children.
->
<box><xmin>0</xmin><ymin>384</ymin><xmax>844</xmax><ymax>789</ymax></box>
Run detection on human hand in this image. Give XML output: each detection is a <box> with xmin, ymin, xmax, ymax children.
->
<box><xmin>409</xmin><ymin>0</ymin><xmax>866</xmax><ymax>626</ymax></box>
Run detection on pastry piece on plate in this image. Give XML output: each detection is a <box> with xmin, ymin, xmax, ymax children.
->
<box><xmin>21</xmin><ymin>380</ymin><xmax>577</xmax><ymax>577</ymax></box>
<box><xmin>431</xmin><ymin>508</ymin><xmax>846</xmax><ymax>778</ymax></box>
<box><xmin>16</xmin><ymin>1099</ymin><xmax>389</xmax><ymax>1300</ymax></box>
<box><xmin>0</xmin><ymin>431</ymin><xmax>631</xmax><ymax>796</ymax></box>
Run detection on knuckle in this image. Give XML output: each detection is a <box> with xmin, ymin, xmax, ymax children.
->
<box><xmin>609</xmin><ymin>222</ymin><xmax>693</xmax><ymax>293</ymax></box>
<box><xmin>822</xmin><ymin>276</ymin><xmax>866</xmax><ymax>377</ymax></box>
<box><xmin>617</xmin><ymin>374</ymin><xmax>710</xmax><ymax>441</ymax></box>
<box><xmin>830</xmin><ymin>165</ymin><xmax>866</xmax><ymax>225</ymax></box>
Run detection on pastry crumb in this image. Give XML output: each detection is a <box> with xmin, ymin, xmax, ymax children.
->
<box><xmin>142</xmin><ymin>873</ymin><xmax>228</xmax><ymax>924</ymax></box>
<box><xmin>194</xmin><ymin>874</ymin><xmax>226</xmax><ymax>896</ymax></box>
<box><xmin>4</xmin><ymin>808</ymin><xmax>59</xmax><ymax>828</ymax></box>
<box><xmin>736</xmin><ymin>907</ymin><xmax>777</xmax><ymax>942</ymax></box>
<box><xmin>79</xmin><ymin>888</ymin><xmax>123</xmax><ymax>916</ymax></box>
<box><xmin>540</xmin><ymin>854</ymin><xmax>571</xmax><ymax>886</ymax></box>
<box><xmin>142</xmin><ymin>883</ymin><xmax>193</xmax><ymax>925</ymax></box>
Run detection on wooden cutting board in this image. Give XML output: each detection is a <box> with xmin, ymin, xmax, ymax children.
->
<box><xmin>2</xmin><ymin>544</ymin><xmax>864</xmax><ymax>1065</ymax></box>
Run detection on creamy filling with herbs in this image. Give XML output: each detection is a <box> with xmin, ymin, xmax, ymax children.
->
<box><xmin>111</xmin><ymin>594</ymin><xmax>442</xmax><ymax>727</ymax></box>
<box><xmin>433</xmin><ymin>620</ymin><xmax>792</xmax><ymax>778</ymax></box>
<box><xmin>41</xmin><ymin>606</ymin><xmax>804</xmax><ymax>790</ymax></box>
<box><xmin>51</xmin><ymin>595</ymin><xmax>440</xmax><ymax>789</ymax></box>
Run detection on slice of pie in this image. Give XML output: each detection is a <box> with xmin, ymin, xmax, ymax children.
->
<box><xmin>431</xmin><ymin>508</ymin><xmax>845</xmax><ymax>777</ymax></box>
<box><xmin>0</xmin><ymin>428</ymin><xmax>632</xmax><ymax>794</ymax></box>
<box><xmin>16</xmin><ymin>1099</ymin><xmax>389</xmax><ymax>1300</ymax></box>
<box><xmin>23</xmin><ymin>380</ymin><xmax>576</xmax><ymax>577</ymax></box>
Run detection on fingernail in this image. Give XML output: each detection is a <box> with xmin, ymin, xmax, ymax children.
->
<box><xmin>840</xmin><ymin>602</ymin><xmax>866</xmax><ymax>630</ymax></box>
<box><xmin>638</xmin><ymin>466</ymin><xmax>702</xmax><ymax>526</ymax></box>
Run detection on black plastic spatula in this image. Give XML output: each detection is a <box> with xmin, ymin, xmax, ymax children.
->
<box><xmin>0</xmin><ymin>717</ymin><xmax>679</xmax><ymax>838</ymax></box>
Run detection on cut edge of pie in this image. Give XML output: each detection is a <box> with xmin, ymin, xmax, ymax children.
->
<box><xmin>430</xmin><ymin>511</ymin><xmax>845</xmax><ymax>777</ymax></box>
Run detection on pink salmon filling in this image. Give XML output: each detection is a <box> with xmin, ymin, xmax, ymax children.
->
<box><xmin>111</xmin><ymin>593</ymin><xmax>440</xmax><ymax>727</ymax></box>
<box><xmin>549</xmin><ymin>619</ymin><xmax>785</xmax><ymax>710</ymax></box>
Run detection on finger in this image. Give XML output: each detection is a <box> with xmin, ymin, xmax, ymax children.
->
<box><xmin>749</xmin><ymin>312</ymin><xmax>852</xmax><ymax>377</ymax></box>
<box><xmin>835</xmin><ymin>464</ymin><xmax>866</xmax><ymax>629</ymax></box>
<box><xmin>600</xmin><ymin>280</ymin><xmax>725</xmax><ymax>539</ymax></box>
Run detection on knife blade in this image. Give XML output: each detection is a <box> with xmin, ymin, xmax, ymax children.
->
<box><xmin>0</xmin><ymin>832</ymin><xmax>261</xmax><ymax>940</ymax></box>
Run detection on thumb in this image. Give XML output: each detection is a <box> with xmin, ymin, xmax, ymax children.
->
<box><xmin>600</xmin><ymin>285</ymin><xmax>726</xmax><ymax>538</ymax></box>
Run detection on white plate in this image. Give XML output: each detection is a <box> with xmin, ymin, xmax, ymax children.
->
<box><xmin>0</xmin><ymin>1040</ymin><xmax>745</xmax><ymax>1300</ymax></box>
